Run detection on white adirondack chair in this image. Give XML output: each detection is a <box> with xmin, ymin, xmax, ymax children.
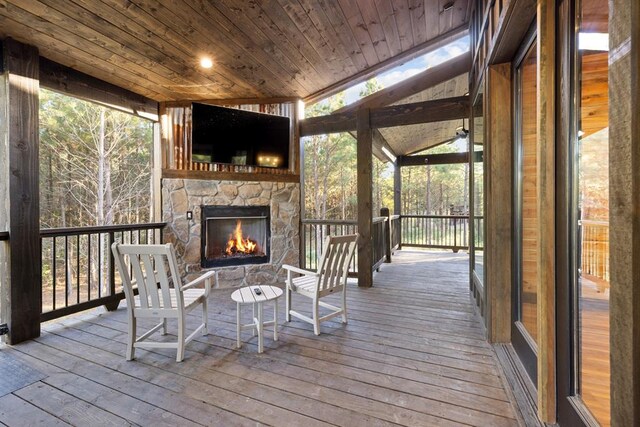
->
<box><xmin>111</xmin><ymin>243</ymin><xmax>216</xmax><ymax>362</ymax></box>
<box><xmin>284</xmin><ymin>234</ymin><xmax>358</xmax><ymax>335</ymax></box>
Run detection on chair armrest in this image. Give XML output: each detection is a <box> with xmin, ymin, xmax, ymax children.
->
<box><xmin>282</xmin><ymin>264</ymin><xmax>317</xmax><ymax>277</ymax></box>
<box><xmin>181</xmin><ymin>270</ymin><xmax>217</xmax><ymax>295</ymax></box>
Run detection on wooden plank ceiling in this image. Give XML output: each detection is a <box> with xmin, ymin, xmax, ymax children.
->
<box><xmin>379</xmin><ymin>73</ymin><xmax>468</xmax><ymax>155</ymax></box>
<box><xmin>0</xmin><ymin>0</ymin><xmax>471</xmax><ymax>102</ymax></box>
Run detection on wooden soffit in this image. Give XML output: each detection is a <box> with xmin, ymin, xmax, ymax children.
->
<box><xmin>0</xmin><ymin>0</ymin><xmax>471</xmax><ymax>101</ymax></box>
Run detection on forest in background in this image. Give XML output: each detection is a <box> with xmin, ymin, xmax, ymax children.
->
<box><xmin>303</xmin><ymin>81</ymin><xmax>471</xmax><ymax>220</ymax></box>
<box><xmin>39</xmin><ymin>89</ymin><xmax>153</xmax><ymax>228</ymax></box>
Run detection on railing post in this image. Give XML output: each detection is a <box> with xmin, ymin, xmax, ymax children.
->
<box><xmin>381</xmin><ymin>208</ymin><xmax>392</xmax><ymax>263</ymax></box>
<box><xmin>453</xmin><ymin>217</ymin><xmax>458</xmax><ymax>252</ymax></box>
<box><xmin>104</xmin><ymin>231</ymin><xmax>119</xmax><ymax>311</ymax></box>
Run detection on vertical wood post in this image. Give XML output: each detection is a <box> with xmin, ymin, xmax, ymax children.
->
<box><xmin>610</xmin><ymin>0</ymin><xmax>640</xmax><ymax>424</ymax></box>
<box><xmin>357</xmin><ymin>109</ymin><xmax>373</xmax><ymax>288</ymax></box>
<box><xmin>486</xmin><ymin>64</ymin><xmax>513</xmax><ymax>343</ymax></box>
<box><xmin>0</xmin><ymin>39</ymin><xmax>41</xmax><ymax>344</ymax></box>
<box><xmin>393</xmin><ymin>159</ymin><xmax>401</xmax><ymax>249</ymax></box>
<box><xmin>380</xmin><ymin>207</ymin><xmax>391</xmax><ymax>263</ymax></box>
<box><xmin>537</xmin><ymin>1</ymin><xmax>557</xmax><ymax>422</ymax></box>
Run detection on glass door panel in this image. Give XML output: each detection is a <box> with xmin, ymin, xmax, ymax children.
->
<box><xmin>576</xmin><ymin>0</ymin><xmax>610</xmax><ymax>424</ymax></box>
<box><xmin>512</xmin><ymin>28</ymin><xmax>539</xmax><ymax>383</ymax></box>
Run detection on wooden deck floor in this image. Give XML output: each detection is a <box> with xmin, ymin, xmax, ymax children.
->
<box><xmin>0</xmin><ymin>250</ymin><xmax>522</xmax><ymax>426</ymax></box>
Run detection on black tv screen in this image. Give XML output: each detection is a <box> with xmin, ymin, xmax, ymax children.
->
<box><xmin>191</xmin><ymin>103</ymin><xmax>290</xmax><ymax>169</ymax></box>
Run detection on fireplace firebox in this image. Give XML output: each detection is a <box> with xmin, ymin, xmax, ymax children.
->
<box><xmin>201</xmin><ymin>206</ymin><xmax>270</xmax><ymax>268</ymax></box>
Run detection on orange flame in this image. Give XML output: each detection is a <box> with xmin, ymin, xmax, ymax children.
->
<box><xmin>225</xmin><ymin>220</ymin><xmax>258</xmax><ymax>255</ymax></box>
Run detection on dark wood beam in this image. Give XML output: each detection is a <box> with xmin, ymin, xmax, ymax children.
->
<box><xmin>334</xmin><ymin>52</ymin><xmax>471</xmax><ymax>114</ymax></box>
<box><xmin>40</xmin><ymin>58</ymin><xmax>158</xmax><ymax>117</ymax></box>
<box><xmin>0</xmin><ymin>38</ymin><xmax>41</xmax><ymax>344</ymax></box>
<box><xmin>304</xmin><ymin>25</ymin><xmax>469</xmax><ymax>105</ymax></box>
<box><xmin>356</xmin><ymin>109</ymin><xmax>373</xmax><ymax>288</ymax></box>
<box><xmin>371</xmin><ymin>129</ymin><xmax>396</xmax><ymax>163</ymax></box>
<box><xmin>370</xmin><ymin>95</ymin><xmax>469</xmax><ymax>129</ymax></box>
<box><xmin>398</xmin><ymin>150</ymin><xmax>481</xmax><ymax>167</ymax></box>
<box><xmin>300</xmin><ymin>96</ymin><xmax>469</xmax><ymax>136</ymax></box>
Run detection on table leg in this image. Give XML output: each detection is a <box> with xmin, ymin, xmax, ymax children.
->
<box><xmin>252</xmin><ymin>303</ymin><xmax>257</xmax><ymax>337</ymax></box>
<box><xmin>273</xmin><ymin>298</ymin><xmax>278</xmax><ymax>342</ymax></box>
<box><xmin>236</xmin><ymin>302</ymin><xmax>241</xmax><ymax>349</ymax></box>
<box><xmin>257</xmin><ymin>302</ymin><xmax>264</xmax><ymax>353</ymax></box>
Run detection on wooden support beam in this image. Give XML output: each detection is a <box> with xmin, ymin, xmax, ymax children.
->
<box><xmin>300</xmin><ymin>96</ymin><xmax>469</xmax><ymax>136</ymax></box>
<box><xmin>0</xmin><ymin>39</ymin><xmax>41</xmax><ymax>344</ymax></box>
<box><xmin>334</xmin><ymin>52</ymin><xmax>471</xmax><ymax>114</ymax></box>
<box><xmin>536</xmin><ymin>1</ymin><xmax>556</xmax><ymax>422</ymax></box>
<box><xmin>610</xmin><ymin>0</ymin><xmax>640</xmax><ymax>424</ymax></box>
<box><xmin>39</xmin><ymin>58</ymin><xmax>158</xmax><ymax>118</ymax></box>
<box><xmin>304</xmin><ymin>25</ymin><xmax>469</xmax><ymax>105</ymax></box>
<box><xmin>398</xmin><ymin>151</ymin><xmax>480</xmax><ymax>167</ymax></box>
<box><xmin>371</xmin><ymin>129</ymin><xmax>396</xmax><ymax>163</ymax></box>
<box><xmin>485</xmin><ymin>64</ymin><xmax>512</xmax><ymax>343</ymax></box>
<box><xmin>356</xmin><ymin>109</ymin><xmax>373</xmax><ymax>288</ymax></box>
<box><xmin>370</xmin><ymin>96</ymin><xmax>469</xmax><ymax>129</ymax></box>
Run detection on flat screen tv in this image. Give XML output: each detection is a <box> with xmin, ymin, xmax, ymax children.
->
<box><xmin>191</xmin><ymin>102</ymin><xmax>290</xmax><ymax>169</ymax></box>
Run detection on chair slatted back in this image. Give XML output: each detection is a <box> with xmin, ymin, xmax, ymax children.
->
<box><xmin>112</xmin><ymin>243</ymin><xmax>183</xmax><ymax>310</ymax></box>
<box><xmin>317</xmin><ymin>234</ymin><xmax>358</xmax><ymax>295</ymax></box>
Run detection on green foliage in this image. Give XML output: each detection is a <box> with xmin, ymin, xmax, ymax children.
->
<box><xmin>39</xmin><ymin>89</ymin><xmax>153</xmax><ymax>228</ymax></box>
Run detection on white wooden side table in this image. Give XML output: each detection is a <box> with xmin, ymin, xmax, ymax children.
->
<box><xmin>230</xmin><ymin>285</ymin><xmax>283</xmax><ymax>353</ymax></box>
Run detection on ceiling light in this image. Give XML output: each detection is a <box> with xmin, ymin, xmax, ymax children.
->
<box><xmin>200</xmin><ymin>57</ymin><xmax>213</xmax><ymax>69</ymax></box>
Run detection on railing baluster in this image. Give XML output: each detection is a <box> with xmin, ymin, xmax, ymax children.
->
<box><xmin>64</xmin><ymin>235</ymin><xmax>69</xmax><ymax>308</ymax></box>
<box><xmin>87</xmin><ymin>233</ymin><xmax>91</xmax><ymax>301</ymax></box>
<box><xmin>52</xmin><ymin>238</ymin><xmax>57</xmax><ymax>310</ymax></box>
<box><xmin>77</xmin><ymin>234</ymin><xmax>81</xmax><ymax>304</ymax></box>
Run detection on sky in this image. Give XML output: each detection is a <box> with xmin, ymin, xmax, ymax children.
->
<box><xmin>341</xmin><ymin>35</ymin><xmax>470</xmax><ymax>105</ymax></box>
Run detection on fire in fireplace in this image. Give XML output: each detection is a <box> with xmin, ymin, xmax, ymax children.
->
<box><xmin>201</xmin><ymin>206</ymin><xmax>270</xmax><ymax>268</ymax></box>
<box><xmin>224</xmin><ymin>220</ymin><xmax>264</xmax><ymax>256</ymax></box>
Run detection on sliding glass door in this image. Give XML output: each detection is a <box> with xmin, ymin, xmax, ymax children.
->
<box><xmin>512</xmin><ymin>27</ymin><xmax>539</xmax><ymax>384</ymax></box>
<box><xmin>558</xmin><ymin>0</ymin><xmax>610</xmax><ymax>425</ymax></box>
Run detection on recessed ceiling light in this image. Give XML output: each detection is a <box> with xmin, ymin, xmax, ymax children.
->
<box><xmin>200</xmin><ymin>57</ymin><xmax>213</xmax><ymax>69</ymax></box>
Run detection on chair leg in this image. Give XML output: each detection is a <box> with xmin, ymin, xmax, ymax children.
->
<box><xmin>285</xmin><ymin>285</ymin><xmax>291</xmax><ymax>322</ymax></box>
<box><xmin>176</xmin><ymin>315</ymin><xmax>186</xmax><ymax>362</ymax></box>
<box><xmin>312</xmin><ymin>299</ymin><xmax>320</xmax><ymax>336</ymax></box>
<box><xmin>341</xmin><ymin>288</ymin><xmax>348</xmax><ymax>324</ymax></box>
<box><xmin>202</xmin><ymin>298</ymin><xmax>209</xmax><ymax>336</ymax></box>
<box><xmin>127</xmin><ymin>315</ymin><xmax>136</xmax><ymax>361</ymax></box>
<box><xmin>161</xmin><ymin>318</ymin><xmax>168</xmax><ymax>336</ymax></box>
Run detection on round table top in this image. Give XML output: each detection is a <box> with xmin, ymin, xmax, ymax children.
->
<box><xmin>231</xmin><ymin>285</ymin><xmax>283</xmax><ymax>304</ymax></box>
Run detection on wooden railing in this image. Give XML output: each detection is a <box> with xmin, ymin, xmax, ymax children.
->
<box><xmin>301</xmin><ymin>219</ymin><xmax>358</xmax><ymax>273</ymax></box>
<box><xmin>390</xmin><ymin>215</ymin><xmax>401</xmax><ymax>252</ymax></box>
<box><xmin>300</xmin><ymin>217</ymin><xmax>388</xmax><ymax>275</ymax></box>
<box><xmin>372</xmin><ymin>217</ymin><xmax>387</xmax><ymax>272</ymax></box>
<box><xmin>40</xmin><ymin>222</ymin><xmax>165</xmax><ymax>321</ymax></box>
<box><xmin>581</xmin><ymin>220</ymin><xmax>609</xmax><ymax>282</ymax></box>
<box><xmin>401</xmin><ymin>215</ymin><xmax>482</xmax><ymax>251</ymax></box>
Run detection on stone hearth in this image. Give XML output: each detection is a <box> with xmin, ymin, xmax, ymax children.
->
<box><xmin>162</xmin><ymin>178</ymin><xmax>300</xmax><ymax>288</ymax></box>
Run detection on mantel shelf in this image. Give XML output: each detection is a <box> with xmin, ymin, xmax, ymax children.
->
<box><xmin>162</xmin><ymin>169</ymin><xmax>300</xmax><ymax>183</ymax></box>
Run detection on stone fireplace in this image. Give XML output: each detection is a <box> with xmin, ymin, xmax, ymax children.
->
<box><xmin>162</xmin><ymin>178</ymin><xmax>300</xmax><ymax>288</ymax></box>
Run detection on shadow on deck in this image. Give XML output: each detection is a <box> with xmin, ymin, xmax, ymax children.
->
<box><xmin>0</xmin><ymin>250</ymin><xmax>522</xmax><ymax>426</ymax></box>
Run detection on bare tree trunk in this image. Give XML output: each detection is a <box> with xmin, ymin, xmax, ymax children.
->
<box><xmin>97</xmin><ymin>109</ymin><xmax>106</xmax><ymax>226</ymax></box>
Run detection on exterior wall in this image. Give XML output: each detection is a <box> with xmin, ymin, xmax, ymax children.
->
<box><xmin>162</xmin><ymin>178</ymin><xmax>300</xmax><ymax>288</ymax></box>
<box><xmin>475</xmin><ymin>0</ymin><xmax>640</xmax><ymax>425</ymax></box>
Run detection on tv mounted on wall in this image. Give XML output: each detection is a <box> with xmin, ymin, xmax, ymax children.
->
<box><xmin>191</xmin><ymin>102</ymin><xmax>290</xmax><ymax>169</ymax></box>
